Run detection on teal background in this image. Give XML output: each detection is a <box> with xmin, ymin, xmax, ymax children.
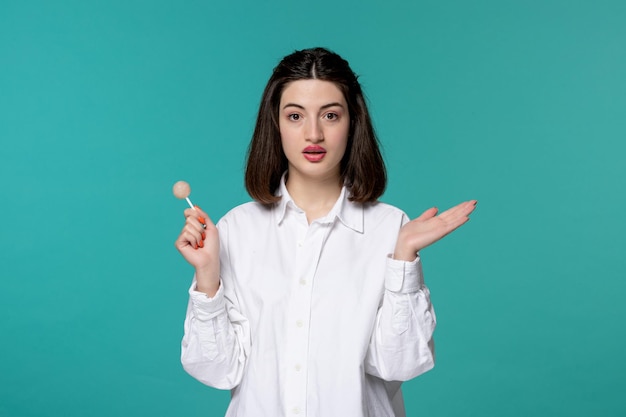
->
<box><xmin>1</xmin><ymin>0</ymin><xmax>625</xmax><ymax>416</ymax></box>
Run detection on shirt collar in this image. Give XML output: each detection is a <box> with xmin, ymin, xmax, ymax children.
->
<box><xmin>274</xmin><ymin>173</ymin><xmax>364</xmax><ymax>233</ymax></box>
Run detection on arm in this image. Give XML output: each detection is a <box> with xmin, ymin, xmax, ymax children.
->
<box><xmin>180</xmin><ymin>279</ymin><xmax>250</xmax><ymax>389</ymax></box>
<box><xmin>364</xmin><ymin>255</ymin><xmax>436</xmax><ymax>381</ymax></box>
<box><xmin>175</xmin><ymin>209</ymin><xmax>250</xmax><ymax>389</ymax></box>
<box><xmin>365</xmin><ymin>200</ymin><xmax>477</xmax><ymax>381</ymax></box>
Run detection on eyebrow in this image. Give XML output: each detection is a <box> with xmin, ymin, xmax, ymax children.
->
<box><xmin>282</xmin><ymin>102</ymin><xmax>345</xmax><ymax>110</ymax></box>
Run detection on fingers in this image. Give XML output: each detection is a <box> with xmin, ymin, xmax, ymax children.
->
<box><xmin>415</xmin><ymin>206</ymin><xmax>438</xmax><ymax>221</ymax></box>
<box><xmin>437</xmin><ymin>200</ymin><xmax>477</xmax><ymax>230</ymax></box>
<box><xmin>193</xmin><ymin>205</ymin><xmax>211</xmax><ymax>223</ymax></box>
<box><xmin>183</xmin><ymin>206</ymin><xmax>215</xmax><ymax>229</ymax></box>
<box><xmin>183</xmin><ymin>205</ymin><xmax>212</xmax><ymax>223</ymax></box>
<box><xmin>175</xmin><ymin>228</ymin><xmax>201</xmax><ymax>251</ymax></box>
<box><xmin>400</xmin><ymin>200</ymin><xmax>477</xmax><ymax>252</ymax></box>
<box><xmin>415</xmin><ymin>201</ymin><xmax>476</xmax><ymax>224</ymax></box>
<box><xmin>177</xmin><ymin>206</ymin><xmax>215</xmax><ymax>251</ymax></box>
<box><xmin>457</xmin><ymin>200</ymin><xmax>477</xmax><ymax>215</ymax></box>
<box><xmin>175</xmin><ymin>221</ymin><xmax>205</xmax><ymax>250</ymax></box>
<box><xmin>439</xmin><ymin>200</ymin><xmax>477</xmax><ymax>219</ymax></box>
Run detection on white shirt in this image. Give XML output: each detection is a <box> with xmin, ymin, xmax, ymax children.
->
<box><xmin>181</xmin><ymin>180</ymin><xmax>436</xmax><ymax>417</ymax></box>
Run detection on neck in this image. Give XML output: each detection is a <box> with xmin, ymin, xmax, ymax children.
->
<box><xmin>285</xmin><ymin>172</ymin><xmax>343</xmax><ymax>223</ymax></box>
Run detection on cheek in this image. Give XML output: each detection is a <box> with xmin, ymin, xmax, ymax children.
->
<box><xmin>337</xmin><ymin>125</ymin><xmax>350</xmax><ymax>150</ymax></box>
<box><xmin>279</xmin><ymin>130</ymin><xmax>297</xmax><ymax>156</ymax></box>
<box><xmin>279</xmin><ymin>121</ymin><xmax>297</xmax><ymax>141</ymax></box>
<box><xmin>278</xmin><ymin>124</ymin><xmax>290</xmax><ymax>145</ymax></box>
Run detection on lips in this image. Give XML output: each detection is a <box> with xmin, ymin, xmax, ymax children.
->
<box><xmin>303</xmin><ymin>145</ymin><xmax>327</xmax><ymax>162</ymax></box>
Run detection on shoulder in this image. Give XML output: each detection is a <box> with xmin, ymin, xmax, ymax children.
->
<box><xmin>217</xmin><ymin>200</ymin><xmax>273</xmax><ymax>228</ymax></box>
<box><xmin>351</xmin><ymin>199</ymin><xmax>410</xmax><ymax>232</ymax></box>
<box><xmin>362</xmin><ymin>200</ymin><xmax>408</xmax><ymax>220</ymax></box>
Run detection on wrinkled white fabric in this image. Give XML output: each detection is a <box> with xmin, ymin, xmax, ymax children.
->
<box><xmin>181</xmin><ymin>180</ymin><xmax>436</xmax><ymax>417</ymax></box>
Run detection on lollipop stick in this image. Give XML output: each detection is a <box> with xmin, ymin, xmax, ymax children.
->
<box><xmin>173</xmin><ymin>181</ymin><xmax>197</xmax><ymax>210</ymax></box>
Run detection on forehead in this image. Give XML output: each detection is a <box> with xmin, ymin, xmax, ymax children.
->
<box><xmin>280</xmin><ymin>79</ymin><xmax>346</xmax><ymax>106</ymax></box>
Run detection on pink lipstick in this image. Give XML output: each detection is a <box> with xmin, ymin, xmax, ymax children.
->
<box><xmin>303</xmin><ymin>145</ymin><xmax>326</xmax><ymax>162</ymax></box>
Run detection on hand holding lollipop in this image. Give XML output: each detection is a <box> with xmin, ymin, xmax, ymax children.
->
<box><xmin>173</xmin><ymin>180</ymin><xmax>220</xmax><ymax>296</ymax></box>
<box><xmin>173</xmin><ymin>180</ymin><xmax>207</xmax><ymax>238</ymax></box>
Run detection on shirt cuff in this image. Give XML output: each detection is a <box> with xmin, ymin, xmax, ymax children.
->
<box><xmin>384</xmin><ymin>255</ymin><xmax>425</xmax><ymax>293</ymax></box>
<box><xmin>188</xmin><ymin>278</ymin><xmax>226</xmax><ymax>321</ymax></box>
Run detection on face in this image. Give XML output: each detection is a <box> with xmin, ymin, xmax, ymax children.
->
<box><xmin>278</xmin><ymin>79</ymin><xmax>350</xmax><ymax>185</ymax></box>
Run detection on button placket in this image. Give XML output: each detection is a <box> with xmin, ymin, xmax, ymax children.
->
<box><xmin>284</xmin><ymin>220</ymin><xmax>314</xmax><ymax>416</ymax></box>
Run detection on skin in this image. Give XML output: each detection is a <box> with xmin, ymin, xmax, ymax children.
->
<box><xmin>278</xmin><ymin>79</ymin><xmax>350</xmax><ymax>222</ymax></box>
<box><xmin>174</xmin><ymin>79</ymin><xmax>477</xmax><ymax>297</ymax></box>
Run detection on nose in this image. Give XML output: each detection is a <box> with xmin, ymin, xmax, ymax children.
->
<box><xmin>305</xmin><ymin>118</ymin><xmax>324</xmax><ymax>143</ymax></box>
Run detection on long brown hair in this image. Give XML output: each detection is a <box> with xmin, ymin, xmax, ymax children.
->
<box><xmin>245</xmin><ymin>47</ymin><xmax>386</xmax><ymax>205</ymax></box>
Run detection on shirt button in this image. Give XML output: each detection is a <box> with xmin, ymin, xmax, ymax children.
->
<box><xmin>295</xmin><ymin>364</ymin><xmax>301</xmax><ymax>371</ymax></box>
<box><xmin>297</xmin><ymin>241</ymin><xmax>303</xmax><ymax>247</ymax></box>
<box><xmin>292</xmin><ymin>407</ymin><xmax>300</xmax><ymax>414</ymax></box>
<box><xmin>296</xmin><ymin>320</ymin><xmax>303</xmax><ymax>327</ymax></box>
<box><xmin>299</xmin><ymin>278</ymin><xmax>306</xmax><ymax>286</ymax></box>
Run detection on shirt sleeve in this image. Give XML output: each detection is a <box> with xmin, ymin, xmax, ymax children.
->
<box><xmin>364</xmin><ymin>254</ymin><xmax>437</xmax><ymax>381</ymax></box>
<box><xmin>180</xmin><ymin>218</ymin><xmax>251</xmax><ymax>390</ymax></box>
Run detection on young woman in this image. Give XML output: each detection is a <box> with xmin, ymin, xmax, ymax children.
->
<box><xmin>175</xmin><ymin>47</ymin><xmax>476</xmax><ymax>417</ymax></box>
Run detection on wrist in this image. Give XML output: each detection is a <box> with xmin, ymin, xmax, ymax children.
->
<box><xmin>195</xmin><ymin>265</ymin><xmax>220</xmax><ymax>297</ymax></box>
<box><xmin>392</xmin><ymin>249</ymin><xmax>418</xmax><ymax>262</ymax></box>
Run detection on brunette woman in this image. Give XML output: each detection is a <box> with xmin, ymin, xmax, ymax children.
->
<box><xmin>175</xmin><ymin>47</ymin><xmax>476</xmax><ymax>417</ymax></box>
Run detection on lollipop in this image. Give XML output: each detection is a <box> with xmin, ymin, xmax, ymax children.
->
<box><xmin>173</xmin><ymin>180</ymin><xmax>195</xmax><ymax>209</ymax></box>
<box><xmin>173</xmin><ymin>180</ymin><xmax>206</xmax><ymax>232</ymax></box>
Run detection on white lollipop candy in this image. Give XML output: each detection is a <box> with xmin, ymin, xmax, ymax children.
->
<box><xmin>173</xmin><ymin>180</ymin><xmax>195</xmax><ymax>209</ymax></box>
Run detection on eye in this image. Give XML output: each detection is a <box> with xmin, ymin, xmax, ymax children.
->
<box><xmin>288</xmin><ymin>113</ymin><xmax>301</xmax><ymax>121</ymax></box>
<box><xmin>324</xmin><ymin>112</ymin><xmax>339</xmax><ymax>121</ymax></box>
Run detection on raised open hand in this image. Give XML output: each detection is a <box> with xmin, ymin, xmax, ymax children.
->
<box><xmin>393</xmin><ymin>200</ymin><xmax>477</xmax><ymax>261</ymax></box>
